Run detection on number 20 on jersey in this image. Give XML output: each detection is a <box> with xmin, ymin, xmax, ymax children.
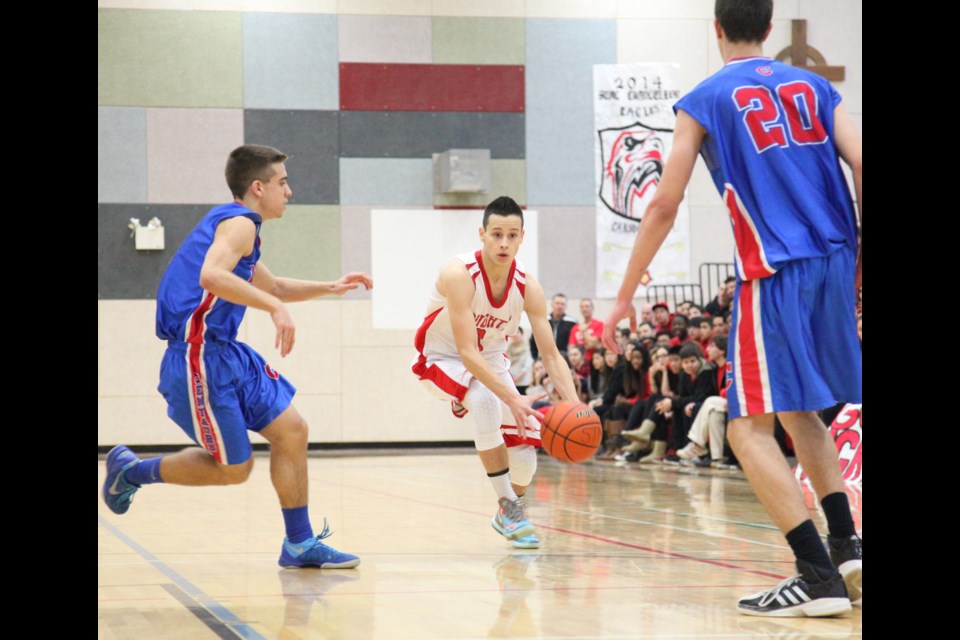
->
<box><xmin>733</xmin><ymin>80</ymin><xmax>828</xmax><ymax>153</ymax></box>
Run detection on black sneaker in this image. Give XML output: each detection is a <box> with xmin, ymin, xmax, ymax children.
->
<box><xmin>828</xmin><ymin>535</ymin><xmax>862</xmax><ymax>605</ymax></box>
<box><xmin>737</xmin><ymin>560</ymin><xmax>851</xmax><ymax>617</ymax></box>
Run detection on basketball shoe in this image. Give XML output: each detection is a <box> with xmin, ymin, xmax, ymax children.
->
<box><xmin>491</xmin><ymin>497</ymin><xmax>536</xmax><ymax>542</ymax></box>
<box><xmin>737</xmin><ymin>560</ymin><xmax>851</xmax><ymax>617</ymax></box>
<box><xmin>279</xmin><ymin>521</ymin><xmax>361</xmax><ymax>569</ymax></box>
<box><xmin>828</xmin><ymin>534</ymin><xmax>862</xmax><ymax>605</ymax></box>
<box><xmin>103</xmin><ymin>445</ymin><xmax>141</xmax><ymax>514</ymax></box>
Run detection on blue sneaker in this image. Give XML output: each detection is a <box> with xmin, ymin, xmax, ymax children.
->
<box><xmin>279</xmin><ymin>521</ymin><xmax>361</xmax><ymax>569</ymax></box>
<box><xmin>103</xmin><ymin>445</ymin><xmax>141</xmax><ymax>514</ymax></box>
<box><xmin>490</xmin><ymin>497</ymin><xmax>536</xmax><ymax>542</ymax></box>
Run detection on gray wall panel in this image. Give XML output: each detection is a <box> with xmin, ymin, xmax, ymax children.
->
<box><xmin>536</xmin><ymin>206</ymin><xmax>596</xmax><ymax>299</ymax></box>
<box><xmin>99</xmin><ymin>204</ymin><xmax>211</xmax><ymax>299</ymax></box>
<box><xmin>340</xmin><ymin>158</ymin><xmax>434</xmax><ymax>205</ymax></box>
<box><xmin>244</xmin><ymin>110</ymin><xmax>340</xmax><ymax>204</ymax></box>
<box><xmin>340</xmin><ymin>112</ymin><xmax>525</xmax><ymax>159</ymax></box>
<box><xmin>526</xmin><ymin>19</ymin><xmax>616</xmax><ymax>206</ymax></box>
<box><xmin>99</xmin><ymin>107</ymin><xmax>148</xmax><ymax>203</ymax></box>
<box><xmin>243</xmin><ymin>13</ymin><xmax>340</xmax><ymax>110</ymax></box>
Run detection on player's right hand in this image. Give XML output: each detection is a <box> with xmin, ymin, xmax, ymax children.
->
<box><xmin>602</xmin><ymin>299</ymin><xmax>636</xmax><ymax>354</ymax></box>
<box><xmin>272</xmin><ymin>305</ymin><xmax>296</xmax><ymax>357</ymax></box>
<box><xmin>507</xmin><ymin>393</ymin><xmax>545</xmax><ymax>439</ymax></box>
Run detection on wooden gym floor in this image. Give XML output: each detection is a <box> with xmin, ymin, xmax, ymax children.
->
<box><xmin>98</xmin><ymin>452</ymin><xmax>862</xmax><ymax>639</ymax></box>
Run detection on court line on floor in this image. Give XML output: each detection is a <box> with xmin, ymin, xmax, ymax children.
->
<box><xmin>343</xmin><ymin>466</ymin><xmax>789</xmax><ymax>550</ymax></box>
<box><xmin>98</xmin><ymin>516</ymin><xmax>266</xmax><ymax>640</ymax></box>
<box><xmin>358</xmin><ymin>463</ymin><xmax>788</xmax><ymax>536</ymax></box>
<box><xmin>314</xmin><ymin>480</ymin><xmax>787</xmax><ymax>581</ymax></box>
<box><xmin>556</xmin><ymin>506</ymin><xmax>788</xmax><ymax>550</ymax></box>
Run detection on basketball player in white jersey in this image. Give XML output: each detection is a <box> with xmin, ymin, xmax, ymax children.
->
<box><xmin>412</xmin><ymin>196</ymin><xmax>579</xmax><ymax>548</ymax></box>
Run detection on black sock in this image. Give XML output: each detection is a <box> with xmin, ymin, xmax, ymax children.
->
<box><xmin>820</xmin><ymin>492</ymin><xmax>856</xmax><ymax>539</ymax></box>
<box><xmin>786</xmin><ymin>520</ymin><xmax>833</xmax><ymax>575</ymax></box>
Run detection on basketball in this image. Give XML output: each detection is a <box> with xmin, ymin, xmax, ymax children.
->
<box><xmin>541</xmin><ymin>401</ymin><xmax>602</xmax><ymax>463</ymax></box>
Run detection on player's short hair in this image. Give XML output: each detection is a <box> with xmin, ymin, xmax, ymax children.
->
<box><xmin>483</xmin><ymin>196</ymin><xmax>524</xmax><ymax>228</ymax></box>
<box><xmin>711</xmin><ymin>335</ymin><xmax>728</xmax><ymax>351</ymax></box>
<box><xmin>715</xmin><ymin>0</ymin><xmax>773</xmax><ymax>43</ymax></box>
<box><xmin>225</xmin><ymin>144</ymin><xmax>288</xmax><ymax>199</ymax></box>
<box><xmin>679</xmin><ymin>343</ymin><xmax>704</xmax><ymax>360</ymax></box>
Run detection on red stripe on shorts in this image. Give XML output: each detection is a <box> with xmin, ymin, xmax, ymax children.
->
<box><xmin>736</xmin><ymin>282</ymin><xmax>767</xmax><ymax>416</ymax></box>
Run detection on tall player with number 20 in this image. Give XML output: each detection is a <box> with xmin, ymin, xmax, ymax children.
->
<box><xmin>603</xmin><ymin>0</ymin><xmax>862</xmax><ymax>617</ymax></box>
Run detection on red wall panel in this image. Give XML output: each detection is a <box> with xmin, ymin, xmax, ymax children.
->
<box><xmin>340</xmin><ymin>63</ymin><xmax>525</xmax><ymax>112</ymax></box>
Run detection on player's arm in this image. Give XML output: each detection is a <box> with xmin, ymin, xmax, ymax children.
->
<box><xmin>198</xmin><ymin>217</ymin><xmax>295</xmax><ymax>356</ymax></box>
<box><xmin>252</xmin><ymin>263</ymin><xmax>373</xmax><ymax>302</ymax></box>
<box><xmin>833</xmin><ymin>102</ymin><xmax>862</xmax><ymax>290</ymax></box>
<box><xmin>602</xmin><ymin>110</ymin><xmax>705</xmax><ymax>352</ymax></box>
<box><xmin>525</xmin><ymin>275</ymin><xmax>579</xmax><ymax>404</ymax></box>
<box><xmin>439</xmin><ymin>261</ymin><xmax>542</xmax><ymax>432</ymax></box>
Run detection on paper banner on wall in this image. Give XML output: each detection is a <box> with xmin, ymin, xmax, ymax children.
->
<box><xmin>593</xmin><ymin>64</ymin><xmax>690</xmax><ymax>298</ymax></box>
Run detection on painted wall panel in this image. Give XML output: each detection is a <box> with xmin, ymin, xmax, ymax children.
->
<box><xmin>337</xmin><ymin>15</ymin><xmax>432</xmax><ymax>62</ymax></box>
<box><xmin>432</xmin><ymin>17</ymin><xmax>525</xmax><ymax>64</ymax></box>
<box><xmin>243</xmin><ymin>13</ymin><xmax>340</xmax><ymax>110</ymax></box>
<box><xmin>340</xmin><ymin>158</ymin><xmax>434</xmax><ymax>205</ymax></box>
<box><xmin>99</xmin><ymin>107</ymin><xmax>148</xmax><ymax>203</ymax></box>
<box><xmin>340</xmin><ymin>111</ymin><xmax>525</xmax><ymax>158</ymax></box>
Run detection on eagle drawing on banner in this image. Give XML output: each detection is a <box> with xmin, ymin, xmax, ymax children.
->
<box><xmin>598</xmin><ymin>122</ymin><xmax>672</xmax><ymax>221</ymax></box>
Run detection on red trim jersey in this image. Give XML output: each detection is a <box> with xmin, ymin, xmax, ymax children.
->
<box><xmin>414</xmin><ymin>251</ymin><xmax>527</xmax><ymax>364</ymax></box>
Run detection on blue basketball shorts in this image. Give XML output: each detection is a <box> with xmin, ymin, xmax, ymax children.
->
<box><xmin>158</xmin><ymin>341</ymin><xmax>296</xmax><ymax>464</ymax></box>
<box><xmin>726</xmin><ymin>247</ymin><xmax>862</xmax><ymax>420</ymax></box>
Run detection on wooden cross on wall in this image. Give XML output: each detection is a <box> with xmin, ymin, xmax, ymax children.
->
<box><xmin>775</xmin><ymin>20</ymin><xmax>845</xmax><ymax>81</ymax></box>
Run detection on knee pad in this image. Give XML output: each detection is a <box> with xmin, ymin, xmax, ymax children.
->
<box><xmin>463</xmin><ymin>381</ymin><xmax>504</xmax><ymax>451</ymax></box>
<box><xmin>507</xmin><ymin>444</ymin><xmax>538</xmax><ymax>488</ymax></box>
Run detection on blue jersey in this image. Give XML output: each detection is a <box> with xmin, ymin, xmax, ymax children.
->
<box><xmin>674</xmin><ymin>58</ymin><xmax>857</xmax><ymax>280</ymax></box>
<box><xmin>156</xmin><ymin>202</ymin><xmax>262</xmax><ymax>343</ymax></box>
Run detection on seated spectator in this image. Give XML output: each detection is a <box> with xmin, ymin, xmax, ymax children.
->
<box><xmin>507</xmin><ymin>328</ymin><xmax>534</xmax><ymax>395</ymax></box>
<box><xmin>655</xmin><ymin>330</ymin><xmax>672</xmax><ymax>349</ymax></box>
<box><xmin>705</xmin><ymin>276</ymin><xmax>736</xmax><ymax>318</ymax></box>
<box><xmin>669</xmin><ymin>315</ymin><xmax>689</xmax><ymax>347</ymax></box>
<box><xmin>688</xmin><ymin>303</ymin><xmax>703</xmax><ymax>318</ymax></box>
<box><xmin>566</xmin><ymin>345</ymin><xmax>590</xmax><ymax>401</ymax></box>
<box><xmin>585</xmin><ymin>347</ymin><xmax>616</xmax><ymax>401</ymax></box>
<box><xmin>621</xmin><ymin>345</ymin><xmax>682</xmax><ymax>463</ymax></box>
<box><xmin>695</xmin><ymin>316</ymin><xmax>713</xmax><ymax>356</ymax></box>
<box><xmin>595</xmin><ymin>345</ymin><xmax>651</xmax><ymax>460</ymax></box>
<box><xmin>637</xmin><ymin>322</ymin><xmax>654</xmax><ymax>339</ymax></box>
<box><xmin>711</xmin><ymin>314</ymin><xmax>726</xmax><ymax>338</ymax></box>
<box><xmin>639</xmin><ymin>302</ymin><xmax>654</xmax><ymax>325</ymax></box>
<box><xmin>677</xmin><ymin>335</ymin><xmax>732</xmax><ymax>467</ymax></box>
<box><xmin>652</xmin><ymin>301</ymin><xmax>672</xmax><ymax>333</ymax></box>
<box><xmin>661</xmin><ymin>343</ymin><xmax>717</xmax><ymax>463</ymax></box>
<box><xmin>677</xmin><ymin>300</ymin><xmax>693</xmax><ymax>317</ymax></box>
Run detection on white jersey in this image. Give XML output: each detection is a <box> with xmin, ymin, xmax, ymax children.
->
<box><xmin>412</xmin><ymin>251</ymin><xmax>539</xmax><ymax>447</ymax></box>
<box><xmin>415</xmin><ymin>251</ymin><xmax>527</xmax><ymax>362</ymax></box>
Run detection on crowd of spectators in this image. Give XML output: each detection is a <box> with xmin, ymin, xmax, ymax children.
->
<box><xmin>507</xmin><ymin>280</ymin><xmax>860</xmax><ymax>470</ymax></box>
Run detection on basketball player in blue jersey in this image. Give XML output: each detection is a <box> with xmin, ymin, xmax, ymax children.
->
<box><xmin>102</xmin><ymin>145</ymin><xmax>373</xmax><ymax>569</ymax></box>
<box><xmin>603</xmin><ymin>0</ymin><xmax>862</xmax><ymax>617</ymax></box>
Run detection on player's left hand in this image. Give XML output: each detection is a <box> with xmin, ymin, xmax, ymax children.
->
<box><xmin>602</xmin><ymin>299</ymin><xmax>636</xmax><ymax>353</ymax></box>
<box><xmin>331</xmin><ymin>272</ymin><xmax>373</xmax><ymax>295</ymax></box>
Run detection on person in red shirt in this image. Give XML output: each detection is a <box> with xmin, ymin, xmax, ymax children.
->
<box><xmin>652</xmin><ymin>301</ymin><xmax>672</xmax><ymax>333</ymax></box>
<box><xmin>569</xmin><ymin>298</ymin><xmax>604</xmax><ymax>361</ymax></box>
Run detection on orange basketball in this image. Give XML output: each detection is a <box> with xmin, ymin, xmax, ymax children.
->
<box><xmin>541</xmin><ymin>402</ymin><xmax>602</xmax><ymax>463</ymax></box>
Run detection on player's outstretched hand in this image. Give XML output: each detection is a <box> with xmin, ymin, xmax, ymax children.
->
<box><xmin>331</xmin><ymin>272</ymin><xmax>374</xmax><ymax>295</ymax></box>
<box><xmin>272</xmin><ymin>304</ymin><xmax>296</xmax><ymax>357</ymax></box>
<box><xmin>506</xmin><ymin>393</ymin><xmax>545</xmax><ymax>439</ymax></box>
<box><xmin>602</xmin><ymin>300</ymin><xmax>636</xmax><ymax>354</ymax></box>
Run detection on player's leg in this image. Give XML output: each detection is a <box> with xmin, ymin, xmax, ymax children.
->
<box><xmin>235</xmin><ymin>345</ymin><xmax>358</xmax><ymax>569</ymax></box>
<box><xmin>463</xmin><ymin>377</ymin><xmax>535</xmax><ymax>541</ymax></box>
<box><xmin>726</xmin><ymin>273</ymin><xmax>849</xmax><ymax>617</ymax></box>
<box><xmin>504</xmin><ymin>444</ymin><xmax>540</xmax><ymax>548</ymax></box>
<box><xmin>727</xmin><ymin>415</ymin><xmax>849</xmax><ymax>617</ymax></box>
<box><xmin>778</xmin><ymin>411</ymin><xmax>861</xmax><ymax>603</ymax></box>
<box><xmin>103</xmin><ymin>345</ymin><xmax>257</xmax><ymax>514</ymax></box>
